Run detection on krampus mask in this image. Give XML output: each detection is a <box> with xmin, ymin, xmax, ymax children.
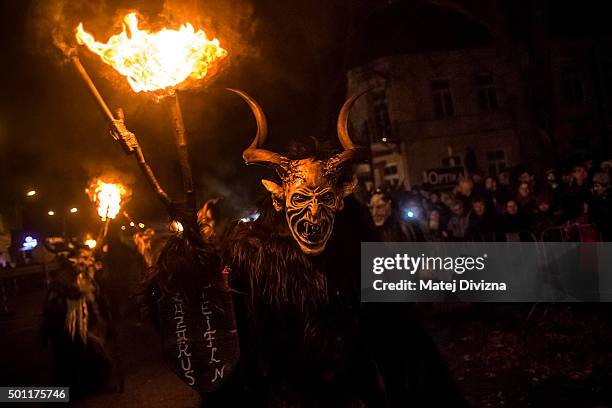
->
<box><xmin>230</xmin><ymin>89</ymin><xmax>368</xmax><ymax>255</ymax></box>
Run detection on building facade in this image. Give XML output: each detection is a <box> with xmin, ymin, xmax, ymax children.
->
<box><xmin>347</xmin><ymin>1</ymin><xmax>612</xmax><ymax>192</ymax></box>
<box><xmin>348</xmin><ymin>46</ymin><xmax>521</xmax><ymax>190</ymax></box>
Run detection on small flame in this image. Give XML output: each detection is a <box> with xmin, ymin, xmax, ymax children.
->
<box><xmin>75</xmin><ymin>12</ymin><xmax>227</xmax><ymax>93</ymax></box>
<box><xmin>169</xmin><ymin>220</ymin><xmax>184</xmax><ymax>234</ymax></box>
<box><xmin>87</xmin><ymin>180</ymin><xmax>127</xmax><ymax>221</ymax></box>
<box><xmin>85</xmin><ymin>238</ymin><xmax>97</xmax><ymax>249</ymax></box>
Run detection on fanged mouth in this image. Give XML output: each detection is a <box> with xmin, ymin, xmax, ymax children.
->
<box><xmin>296</xmin><ymin>219</ymin><xmax>329</xmax><ymax>243</ymax></box>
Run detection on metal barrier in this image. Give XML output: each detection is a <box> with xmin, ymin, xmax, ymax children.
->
<box><xmin>0</xmin><ymin>261</ymin><xmax>59</xmax><ymax>314</ymax></box>
<box><xmin>541</xmin><ymin>224</ymin><xmax>602</xmax><ymax>242</ymax></box>
<box><xmin>467</xmin><ymin>231</ymin><xmax>538</xmax><ymax>242</ymax></box>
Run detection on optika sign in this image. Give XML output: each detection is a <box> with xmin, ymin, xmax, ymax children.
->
<box><xmin>423</xmin><ymin>167</ymin><xmax>465</xmax><ymax>188</ymax></box>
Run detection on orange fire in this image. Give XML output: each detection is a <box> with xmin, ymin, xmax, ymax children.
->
<box><xmin>75</xmin><ymin>12</ymin><xmax>227</xmax><ymax>93</ymax></box>
<box><xmin>87</xmin><ymin>180</ymin><xmax>127</xmax><ymax>221</ymax></box>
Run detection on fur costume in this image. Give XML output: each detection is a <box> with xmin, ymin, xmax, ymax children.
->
<box><xmin>150</xmin><ymin>90</ymin><xmax>468</xmax><ymax>407</ymax></box>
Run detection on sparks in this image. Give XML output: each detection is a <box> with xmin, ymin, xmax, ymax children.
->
<box><xmin>75</xmin><ymin>12</ymin><xmax>228</xmax><ymax>93</ymax></box>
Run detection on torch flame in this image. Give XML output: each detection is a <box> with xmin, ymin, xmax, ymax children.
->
<box><xmin>75</xmin><ymin>12</ymin><xmax>227</xmax><ymax>93</ymax></box>
<box><xmin>89</xmin><ymin>181</ymin><xmax>126</xmax><ymax>221</ymax></box>
<box><xmin>85</xmin><ymin>238</ymin><xmax>97</xmax><ymax>249</ymax></box>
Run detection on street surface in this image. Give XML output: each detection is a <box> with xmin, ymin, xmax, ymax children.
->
<box><xmin>0</xmin><ymin>279</ymin><xmax>200</xmax><ymax>407</ymax></box>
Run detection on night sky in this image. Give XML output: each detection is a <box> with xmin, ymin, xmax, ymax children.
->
<box><xmin>0</xmin><ymin>0</ymin><xmax>367</xmax><ymax>230</ymax></box>
<box><xmin>0</xmin><ymin>0</ymin><xmax>608</xmax><ymax>231</ymax></box>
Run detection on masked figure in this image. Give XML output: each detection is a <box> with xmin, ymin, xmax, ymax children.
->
<box><xmin>368</xmin><ymin>191</ymin><xmax>393</xmax><ymax>227</ymax></box>
<box><xmin>150</xmin><ymin>90</ymin><xmax>467</xmax><ymax>407</ymax></box>
<box><xmin>43</xmin><ymin>240</ymin><xmax>121</xmax><ymax>398</ymax></box>
<box><xmin>235</xmin><ymin>89</ymin><xmax>365</xmax><ymax>255</ymax></box>
<box><xmin>368</xmin><ymin>191</ymin><xmax>424</xmax><ymax>242</ymax></box>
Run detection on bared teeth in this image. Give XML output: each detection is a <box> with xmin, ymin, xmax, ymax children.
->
<box><xmin>297</xmin><ymin>219</ymin><xmax>327</xmax><ymax>241</ymax></box>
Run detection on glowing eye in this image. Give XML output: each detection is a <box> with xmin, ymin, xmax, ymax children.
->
<box><xmin>291</xmin><ymin>193</ymin><xmax>309</xmax><ymax>205</ymax></box>
<box><xmin>320</xmin><ymin>192</ymin><xmax>335</xmax><ymax>205</ymax></box>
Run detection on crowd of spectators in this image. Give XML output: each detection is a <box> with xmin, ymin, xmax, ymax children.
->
<box><xmin>368</xmin><ymin>159</ymin><xmax>612</xmax><ymax>242</ymax></box>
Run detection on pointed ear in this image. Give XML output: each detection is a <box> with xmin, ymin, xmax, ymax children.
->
<box><xmin>261</xmin><ymin>179</ymin><xmax>285</xmax><ymax>212</ymax></box>
<box><xmin>337</xmin><ymin>178</ymin><xmax>359</xmax><ymax>211</ymax></box>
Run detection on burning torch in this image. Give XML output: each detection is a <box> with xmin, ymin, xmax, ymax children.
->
<box><xmin>86</xmin><ymin>179</ymin><xmax>129</xmax><ymax>250</ymax></box>
<box><xmin>72</xmin><ymin>12</ymin><xmax>228</xmax><ymax>216</ymax></box>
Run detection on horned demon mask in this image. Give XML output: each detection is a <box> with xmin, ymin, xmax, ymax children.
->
<box><xmin>230</xmin><ymin>89</ymin><xmax>368</xmax><ymax>256</ymax></box>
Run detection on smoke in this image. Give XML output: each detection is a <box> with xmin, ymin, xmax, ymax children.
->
<box><xmin>84</xmin><ymin>165</ymin><xmax>136</xmax><ymax>210</ymax></box>
<box><xmin>82</xmin><ymin>163</ymin><xmax>136</xmax><ymax>187</ymax></box>
<box><xmin>27</xmin><ymin>0</ymin><xmax>258</xmax><ymax>86</ymax></box>
<box><xmin>27</xmin><ymin>0</ymin><xmax>111</xmax><ymax>61</ymax></box>
<box><xmin>160</xmin><ymin>0</ymin><xmax>257</xmax><ymax>58</ymax></box>
<box><xmin>14</xmin><ymin>0</ymin><xmax>362</xmax><ymax>222</ymax></box>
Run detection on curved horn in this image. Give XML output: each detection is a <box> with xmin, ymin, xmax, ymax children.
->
<box><xmin>337</xmin><ymin>89</ymin><xmax>370</xmax><ymax>150</ymax></box>
<box><xmin>227</xmin><ymin>88</ymin><xmax>286</xmax><ymax>167</ymax></box>
<box><xmin>227</xmin><ymin>88</ymin><xmax>268</xmax><ymax>147</ymax></box>
<box><xmin>325</xmin><ymin>89</ymin><xmax>370</xmax><ymax>173</ymax></box>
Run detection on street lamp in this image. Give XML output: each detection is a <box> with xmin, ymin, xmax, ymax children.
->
<box><xmin>69</xmin><ymin>207</ymin><xmax>78</xmax><ymax>214</ymax></box>
<box><xmin>47</xmin><ymin>210</ymin><xmax>55</xmax><ymax>216</ymax></box>
<box><xmin>26</xmin><ymin>190</ymin><xmax>37</xmax><ymax>197</ymax></box>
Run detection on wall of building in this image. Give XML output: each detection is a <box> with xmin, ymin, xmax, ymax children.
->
<box><xmin>348</xmin><ymin>46</ymin><xmax>522</xmax><ymax>188</ymax></box>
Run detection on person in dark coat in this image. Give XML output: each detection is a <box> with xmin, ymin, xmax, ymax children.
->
<box><xmin>43</xmin><ymin>241</ymin><xmax>122</xmax><ymax>399</ymax></box>
<box><xmin>466</xmin><ymin>196</ymin><xmax>498</xmax><ymax>241</ymax></box>
<box><xmin>500</xmin><ymin>200</ymin><xmax>531</xmax><ymax>233</ymax></box>
<box><xmin>368</xmin><ymin>191</ymin><xmax>425</xmax><ymax>242</ymax></box>
<box><xmin>147</xmin><ymin>90</ymin><xmax>467</xmax><ymax>407</ymax></box>
<box><xmin>588</xmin><ymin>173</ymin><xmax>612</xmax><ymax>240</ymax></box>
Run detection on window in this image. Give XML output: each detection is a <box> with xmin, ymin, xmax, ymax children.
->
<box><xmin>383</xmin><ymin>164</ymin><xmax>398</xmax><ymax>176</ymax></box>
<box><xmin>476</xmin><ymin>73</ymin><xmax>498</xmax><ymax>111</ymax></box>
<box><xmin>486</xmin><ymin>150</ymin><xmax>507</xmax><ymax>176</ymax></box>
<box><xmin>560</xmin><ymin>64</ymin><xmax>584</xmax><ymax>104</ymax></box>
<box><xmin>372</xmin><ymin>89</ymin><xmax>392</xmax><ymax>140</ymax></box>
<box><xmin>431</xmin><ymin>79</ymin><xmax>454</xmax><ymax>117</ymax></box>
<box><xmin>442</xmin><ymin>155</ymin><xmax>462</xmax><ymax>167</ymax></box>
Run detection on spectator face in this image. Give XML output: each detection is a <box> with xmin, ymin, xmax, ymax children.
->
<box><xmin>572</xmin><ymin>166</ymin><xmax>588</xmax><ymax>186</ymax></box>
<box><xmin>546</xmin><ymin>172</ymin><xmax>556</xmax><ymax>184</ymax></box>
<box><xmin>368</xmin><ymin>193</ymin><xmax>392</xmax><ymax>227</ymax></box>
<box><xmin>472</xmin><ymin>201</ymin><xmax>485</xmax><ymax>216</ymax></box>
<box><xmin>593</xmin><ymin>183</ymin><xmax>606</xmax><ymax>197</ymax></box>
<box><xmin>518</xmin><ymin>182</ymin><xmax>531</xmax><ymax>197</ymax></box>
<box><xmin>485</xmin><ymin>177</ymin><xmax>496</xmax><ymax>191</ymax></box>
<box><xmin>451</xmin><ymin>201</ymin><xmax>464</xmax><ymax>216</ymax></box>
<box><xmin>429</xmin><ymin>210</ymin><xmax>440</xmax><ymax>230</ymax></box>
<box><xmin>518</xmin><ymin>172</ymin><xmax>532</xmax><ymax>185</ymax></box>
<box><xmin>498</xmin><ymin>172</ymin><xmax>510</xmax><ymax>186</ymax></box>
<box><xmin>506</xmin><ymin>200</ymin><xmax>518</xmax><ymax>215</ymax></box>
<box><xmin>538</xmin><ymin>202</ymin><xmax>550</xmax><ymax>212</ymax></box>
<box><xmin>430</xmin><ymin>193</ymin><xmax>439</xmax><ymax>204</ymax></box>
<box><xmin>472</xmin><ymin>173</ymin><xmax>483</xmax><ymax>184</ymax></box>
<box><xmin>458</xmin><ymin>179</ymin><xmax>473</xmax><ymax>195</ymax></box>
<box><xmin>441</xmin><ymin>192</ymin><xmax>452</xmax><ymax>207</ymax></box>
